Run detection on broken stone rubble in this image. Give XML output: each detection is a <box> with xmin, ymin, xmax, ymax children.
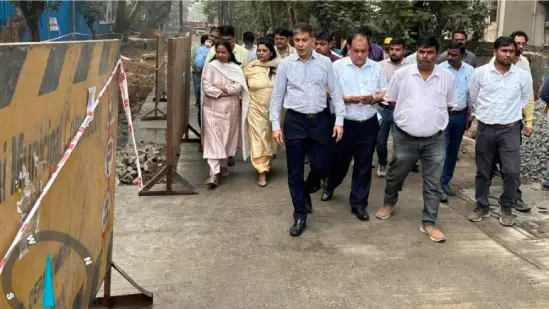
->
<box><xmin>116</xmin><ymin>142</ymin><xmax>167</xmax><ymax>185</ymax></box>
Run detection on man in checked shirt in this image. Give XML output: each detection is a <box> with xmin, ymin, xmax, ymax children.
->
<box><xmin>270</xmin><ymin>23</ymin><xmax>345</xmax><ymax>237</ymax></box>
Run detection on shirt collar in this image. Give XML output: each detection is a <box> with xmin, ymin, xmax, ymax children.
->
<box><xmin>488</xmin><ymin>60</ymin><xmax>517</xmax><ymax>74</ymax></box>
<box><xmin>343</xmin><ymin>56</ymin><xmax>373</xmax><ymax>68</ymax></box>
<box><xmin>442</xmin><ymin>60</ymin><xmax>465</xmax><ymax>71</ymax></box>
<box><xmin>290</xmin><ymin>49</ymin><xmax>319</xmax><ymax>62</ymax></box>
<box><xmin>411</xmin><ymin>63</ymin><xmax>441</xmax><ymax>79</ymax></box>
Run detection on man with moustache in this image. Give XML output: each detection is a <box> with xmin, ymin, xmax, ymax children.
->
<box><xmin>376</xmin><ymin>37</ymin><xmax>408</xmax><ymax>177</ymax></box>
<box><xmin>376</xmin><ymin>36</ymin><xmax>457</xmax><ymax>243</ymax></box>
<box><xmin>320</xmin><ymin>30</ymin><xmax>388</xmax><ymax>221</ymax></box>
<box><xmin>438</xmin><ymin>42</ymin><xmax>474</xmax><ymax>203</ymax></box>
<box><xmin>467</xmin><ymin>36</ymin><xmax>532</xmax><ymax>226</ymax></box>
<box><xmin>436</xmin><ymin>30</ymin><xmax>477</xmax><ymax>68</ymax></box>
<box><xmin>487</xmin><ymin>30</ymin><xmax>535</xmax><ymax>211</ymax></box>
<box><xmin>270</xmin><ymin>23</ymin><xmax>345</xmax><ymax>237</ymax></box>
<box><xmin>274</xmin><ymin>27</ymin><xmax>295</xmax><ymax>59</ymax></box>
<box><xmin>206</xmin><ymin>24</ymin><xmax>249</xmax><ymax>67</ymax></box>
<box><xmin>209</xmin><ymin>27</ymin><xmax>219</xmax><ymax>44</ymax></box>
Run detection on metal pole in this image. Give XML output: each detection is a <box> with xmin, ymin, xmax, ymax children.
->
<box><xmin>180</xmin><ymin>0</ymin><xmax>184</xmax><ymax>35</ymax></box>
<box><xmin>72</xmin><ymin>0</ymin><xmax>76</xmax><ymax>40</ymax></box>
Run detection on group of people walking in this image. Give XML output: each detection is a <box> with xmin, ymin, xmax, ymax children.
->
<box><xmin>191</xmin><ymin>23</ymin><xmax>546</xmax><ymax>242</ymax></box>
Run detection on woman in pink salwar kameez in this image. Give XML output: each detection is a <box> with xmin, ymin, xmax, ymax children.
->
<box><xmin>201</xmin><ymin>40</ymin><xmax>250</xmax><ymax>188</ymax></box>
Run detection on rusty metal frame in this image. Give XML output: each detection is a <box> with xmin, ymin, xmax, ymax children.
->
<box><xmin>90</xmin><ymin>235</ymin><xmax>153</xmax><ymax>309</ymax></box>
<box><xmin>141</xmin><ymin>35</ymin><xmax>167</xmax><ymax>121</ymax></box>
<box><xmin>139</xmin><ymin>36</ymin><xmax>198</xmax><ymax>196</ymax></box>
<box><xmin>182</xmin><ymin>124</ymin><xmax>201</xmax><ymax>143</ymax></box>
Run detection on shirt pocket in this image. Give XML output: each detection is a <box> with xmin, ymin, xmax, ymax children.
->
<box><xmin>433</xmin><ymin>89</ymin><xmax>448</xmax><ymax>109</ymax></box>
<box><xmin>505</xmin><ymin>83</ymin><xmax>522</xmax><ymax>101</ymax></box>
<box><xmin>310</xmin><ymin>65</ymin><xmax>326</xmax><ymax>85</ymax></box>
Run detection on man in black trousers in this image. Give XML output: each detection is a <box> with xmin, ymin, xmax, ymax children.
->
<box><xmin>320</xmin><ymin>28</ymin><xmax>388</xmax><ymax>221</ymax></box>
<box><xmin>270</xmin><ymin>23</ymin><xmax>345</xmax><ymax>237</ymax></box>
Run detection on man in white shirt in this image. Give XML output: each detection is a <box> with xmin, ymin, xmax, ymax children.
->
<box><xmin>488</xmin><ymin>30</ymin><xmax>534</xmax><ymax>212</ymax></box>
<box><xmin>376</xmin><ymin>36</ymin><xmax>457</xmax><ymax>243</ymax></box>
<box><xmin>467</xmin><ymin>36</ymin><xmax>533</xmax><ymax>227</ymax></box>
<box><xmin>243</xmin><ymin>31</ymin><xmax>257</xmax><ymax>61</ymax></box>
<box><xmin>206</xmin><ymin>25</ymin><xmax>250</xmax><ymax>67</ymax></box>
<box><xmin>376</xmin><ymin>37</ymin><xmax>408</xmax><ymax>177</ymax></box>
<box><xmin>320</xmin><ymin>30</ymin><xmax>388</xmax><ymax>221</ymax></box>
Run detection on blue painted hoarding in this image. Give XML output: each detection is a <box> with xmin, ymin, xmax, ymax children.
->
<box><xmin>0</xmin><ymin>0</ymin><xmax>113</xmax><ymax>42</ymax></box>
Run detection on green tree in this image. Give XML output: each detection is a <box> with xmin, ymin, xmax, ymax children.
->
<box><xmin>370</xmin><ymin>0</ymin><xmax>490</xmax><ymax>48</ymax></box>
<box><xmin>137</xmin><ymin>1</ymin><xmax>173</xmax><ymax>29</ymax></box>
<box><xmin>76</xmin><ymin>1</ymin><xmax>106</xmax><ymax>39</ymax></box>
<box><xmin>311</xmin><ymin>1</ymin><xmax>372</xmax><ymax>37</ymax></box>
<box><xmin>10</xmin><ymin>0</ymin><xmax>62</xmax><ymax>41</ymax></box>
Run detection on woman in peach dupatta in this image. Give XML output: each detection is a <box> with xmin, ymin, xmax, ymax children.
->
<box><xmin>201</xmin><ymin>40</ymin><xmax>250</xmax><ymax>188</ymax></box>
<box><xmin>243</xmin><ymin>38</ymin><xmax>279</xmax><ymax>187</ymax></box>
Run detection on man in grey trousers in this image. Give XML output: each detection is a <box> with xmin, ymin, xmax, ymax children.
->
<box><xmin>375</xmin><ymin>36</ymin><xmax>457</xmax><ymax>243</ymax></box>
<box><xmin>467</xmin><ymin>36</ymin><xmax>532</xmax><ymax>226</ymax></box>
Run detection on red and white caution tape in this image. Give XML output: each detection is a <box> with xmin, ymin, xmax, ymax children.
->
<box><xmin>0</xmin><ymin>58</ymin><xmax>143</xmax><ymax>274</ymax></box>
<box><xmin>119</xmin><ymin>62</ymin><xmax>144</xmax><ymax>190</ymax></box>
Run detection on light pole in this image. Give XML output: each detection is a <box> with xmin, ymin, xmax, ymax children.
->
<box><xmin>180</xmin><ymin>0</ymin><xmax>184</xmax><ymax>35</ymax></box>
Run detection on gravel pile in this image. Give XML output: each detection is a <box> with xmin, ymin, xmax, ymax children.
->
<box><xmin>116</xmin><ymin>142</ymin><xmax>167</xmax><ymax>185</ymax></box>
<box><xmin>521</xmin><ymin>100</ymin><xmax>549</xmax><ymax>181</ymax></box>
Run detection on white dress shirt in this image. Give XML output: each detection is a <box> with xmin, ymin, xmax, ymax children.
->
<box><xmin>468</xmin><ymin>61</ymin><xmax>533</xmax><ymax>125</ymax></box>
<box><xmin>404</xmin><ymin>52</ymin><xmax>417</xmax><ymax>64</ymax></box>
<box><xmin>490</xmin><ymin>54</ymin><xmax>530</xmax><ymax>71</ymax></box>
<box><xmin>384</xmin><ymin>64</ymin><xmax>457</xmax><ymax>137</ymax></box>
<box><xmin>333</xmin><ymin>57</ymin><xmax>389</xmax><ymax>121</ymax></box>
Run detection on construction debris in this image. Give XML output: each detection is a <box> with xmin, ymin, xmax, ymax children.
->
<box><xmin>116</xmin><ymin>142</ymin><xmax>167</xmax><ymax>185</ymax></box>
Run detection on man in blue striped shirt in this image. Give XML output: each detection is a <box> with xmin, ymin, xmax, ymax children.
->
<box><xmin>270</xmin><ymin>23</ymin><xmax>346</xmax><ymax>237</ymax></box>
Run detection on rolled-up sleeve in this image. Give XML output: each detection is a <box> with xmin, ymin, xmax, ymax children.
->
<box><xmin>327</xmin><ymin>60</ymin><xmax>345</xmax><ymax>126</ymax></box>
<box><xmin>269</xmin><ymin>61</ymin><xmax>288</xmax><ymax>131</ymax></box>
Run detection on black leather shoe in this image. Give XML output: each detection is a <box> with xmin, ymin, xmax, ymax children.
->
<box><xmin>309</xmin><ymin>183</ymin><xmax>321</xmax><ymax>193</ymax></box>
<box><xmin>351</xmin><ymin>207</ymin><xmax>369</xmax><ymax>221</ymax></box>
<box><xmin>321</xmin><ymin>189</ymin><xmax>334</xmax><ymax>201</ymax></box>
<box><xmin>305</xmin><ymin>197</ymin><xmax>313</xmax><ymax>213</ymax></box>
<box><xmin>290</xmin><ymin>219</ymin><xmax>307</xmax><ymax>237</ymax></box>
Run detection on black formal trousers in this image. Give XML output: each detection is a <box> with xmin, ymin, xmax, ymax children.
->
<box><xmin>306</xmin><ymin>109</ymin><xmax>335</xmax><ymax>186</ymax></box>
<box><xmin>326</xmin><ymin>116</ymin><xmax>380</xmax><ymax>209</ymax></box>
<box><xmin>284</xmin><ymin>109</ymin><xmax>332</xmax><ymax>220</ymax></box>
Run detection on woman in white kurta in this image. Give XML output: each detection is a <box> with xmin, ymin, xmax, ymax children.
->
<box><xmin>201</xmin><ymin>40</ymin><xmax>250</xmax><ymax>188</ymax></box>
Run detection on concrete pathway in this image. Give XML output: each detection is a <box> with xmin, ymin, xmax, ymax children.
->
<box><xmin>108</xmin><ymin>72</ymin><xmax>549</xmax><ymax>308</ymax></box>
<box><xmin>110</xmin><ymin>132</ymin><xmax>549</xmax><ymax>308</ymax></box>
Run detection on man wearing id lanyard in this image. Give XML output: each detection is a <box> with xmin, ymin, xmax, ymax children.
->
<box><xmin>320</xmin><ymin>29</ymin><xmax>387</xmax><ymax>221</ymax></box>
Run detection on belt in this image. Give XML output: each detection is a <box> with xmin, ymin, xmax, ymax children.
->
<box><xmin>288</xmin><ymin>108</ymin><xmax>326</xmax><ymax>119</ymax></box>
<box><xmin>380</xmin><ymin>104</ymin><xmax>394</xmax><ymax>111</ymax></box>
<box><xmin>395</xmin><ymin>125</ymin><xmax>442</xmax><ymax>139</ymax></box>
<box><xmin>449</xmin><ymin>108</ymin><xmax>467</xmax><ymax>115</ymax></box>
<box><xmin>480</xmin><ymin>121</ymin><xmax>519</xmax><ymax>129</ymax></box>
<box><xmin>345</xmin><ymin>116</ymin><xmax>375</xmax><ymax>124</ymax></box>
